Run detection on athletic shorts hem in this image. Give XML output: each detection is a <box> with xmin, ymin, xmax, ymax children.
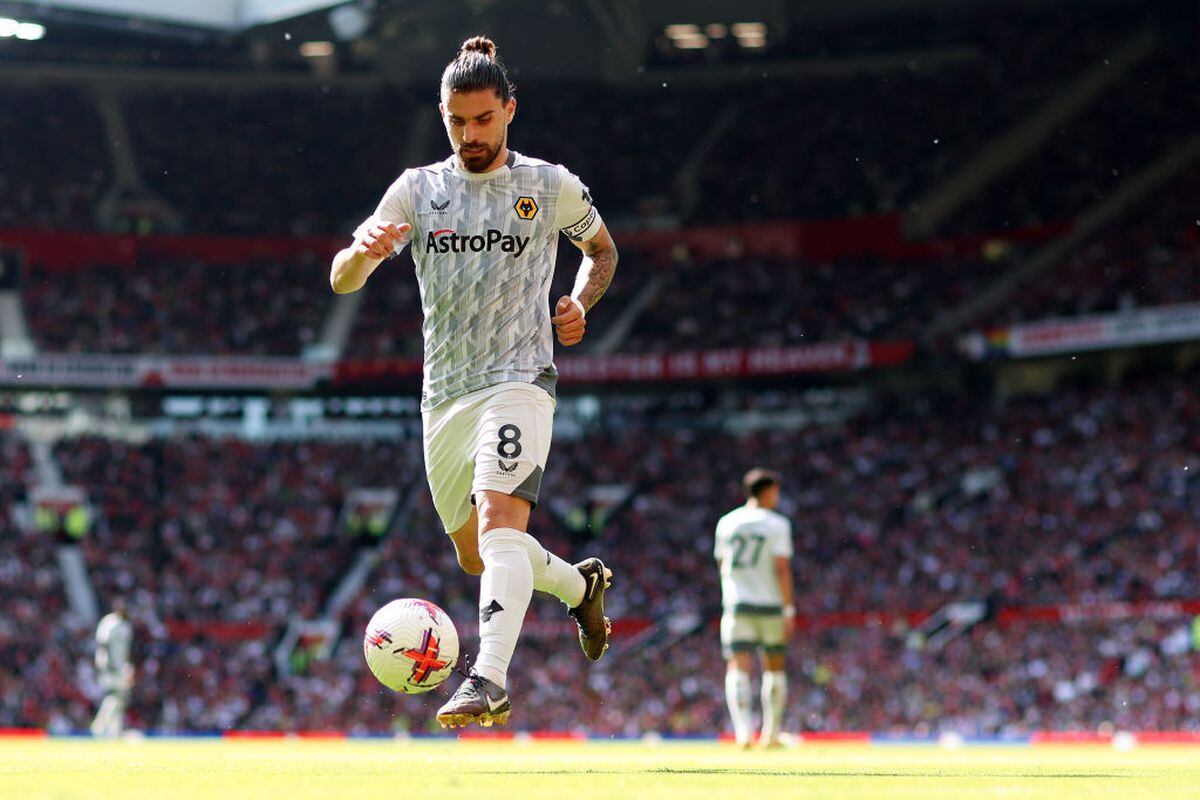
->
<box><xmin>471</xmin><ymin>483</ymin><xmax>541</xmax><ymax>509</ymax></box>
<box><xmin>728</xmin><ymin>603</ymin><xmax>784</xmax><ymax>616</ymax></box>
<box><xmin>720</xmin><ymin>612</ymin><xmax>786</xmax><ymax>655</ymax></box>
<box><xmin>722</xmin><ymin>642</ymin><xmax>787</xmax><ymax>658</ymax></box>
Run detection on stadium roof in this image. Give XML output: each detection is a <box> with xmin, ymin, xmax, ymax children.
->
<box><xmin>7</xmin><ymin>0</ymin><xmax>345</xmax><ymax>30</ymax></box>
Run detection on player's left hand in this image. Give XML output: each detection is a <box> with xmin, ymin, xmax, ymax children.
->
<box><xmin>551</xmin><ymin>296</ymin><xmax>586</xmax><ymax>346</ymax></box>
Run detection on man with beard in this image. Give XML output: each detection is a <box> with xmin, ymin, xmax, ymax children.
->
<box><xmin>331</xmin><ymin>36</ymin><xmax>619</xmax><ymax>729</ymax></box>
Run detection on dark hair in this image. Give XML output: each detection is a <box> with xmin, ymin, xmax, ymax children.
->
<box><xmin>743</xmin><ymin>468</ymin><xmax>781</xmax><ymax>499</ymax></box>
<box><xmin>441</xmin><ymin>36</ymin><xmax>515</xmax><ymax>102</ymax></box>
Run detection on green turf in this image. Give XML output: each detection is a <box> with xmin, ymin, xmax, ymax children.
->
<box><xmin>2</xmin><ymin>739</ymin><xmax>1199</xmax><ymax>800</ymax></box>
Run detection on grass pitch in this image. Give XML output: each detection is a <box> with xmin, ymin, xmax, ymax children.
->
<box><xmin>2</xmin><ymin>738</ymin><xmax>1199</xmax><ymax>800</ymax></box>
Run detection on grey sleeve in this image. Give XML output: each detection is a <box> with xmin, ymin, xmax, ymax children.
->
<box><xmin>353</xmin><ymin>172</ymin><xmax>415</xmax><ymax>254</ymax></box>
<box><xmin>555</xmin><ymin>168</ymin><xmax>603</xmax><ymax>243</ymax></box>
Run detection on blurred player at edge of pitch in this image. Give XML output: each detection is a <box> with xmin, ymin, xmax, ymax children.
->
<box><xmin>714</xmin><ymin>469</ymin><xmax>795</xmax><ymax>748</ymax></box>
<box><xmin>91</xmin><ymin>598</ymin><xmax>134</xmax><ymax>738</ymax></box>
<box><xmin>330</xmin><ymin>36</ymin><xmax>619</xmax><ymax>729</ymax></box>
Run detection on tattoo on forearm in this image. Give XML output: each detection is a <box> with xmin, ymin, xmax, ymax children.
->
<box><xmin>573</xmin><ymin>240</ymin><xmax>618</xmax><ymax>311</ymax></box>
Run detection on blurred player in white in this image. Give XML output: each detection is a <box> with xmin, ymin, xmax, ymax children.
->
<box><xmin>330</xmin><ymin>36</ymin><xmax>618</xmax><ymax>729</ymax></box>
<box><xmin>714</xmin><ymin>469</ymin><xmax>795</xmax><ymax>748</ymax></box>
<box><xmin>90</xmin><ymin>598</ymin><xmax>134</xmax><ymax>738</ymax></box>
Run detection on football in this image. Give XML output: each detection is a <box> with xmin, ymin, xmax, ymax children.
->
<box><xmin>363</xmin><ymin>599</ymin><xmax>459</xmax><ymax>693</ymax></box>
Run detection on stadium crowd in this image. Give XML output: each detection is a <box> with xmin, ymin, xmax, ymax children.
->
<box><xmin>980</xmin><ymin>166</ymin><xmax>1200</xmax><ymax>327</ymax></box>
<box><xmin>2</xmin><ymin>0</ymin><xmax>1197</xmax><ymax>742</ymax></box>
<box><xmin>125</xmin><ymin>88</ymin><xmax>420</xmax><ymax>236</ymax></box>
<box><xmin>53</xmin><ymin>436</ymin><xmax>422</xmax><ymax>632</ymax></box>
<box><xmin>345</xmin><ymin>373</ymin><xmax>1200</xmax><ymax>735</ymax></box>
<box><xmin>341</xmin><ymin>250</ymin><xmax>430</xmax><ymax>363</ymax></box>
<box><xmin>23</xmin><ymin>219</ymin><xmax>1193</xmax><ymax>360</ymax></box>
<box><xmin>0</xmin><ymin>433</ymin><xmax>101</xmax><ymax>731</ymax></box>
<box><xmin>23</xmin><ymin>256</ymin><xmax>330</xmax><ymax>356</ymax></box>
<box><xmin>343</xmin><ymin>171</ymin><xmax>1199</xmax><ymax>357</ymax></box>
<box><xmin>682</xmin><ymin>0</ymin><xmax>1143</xmax><ymax>227</ymax></box>
<box><xmin>5</xmin><ymin>371</ymin><xmax>1199</xmax><ymax>734</ymax></box>
<box><xmin>791</xmin><ymin>617</ymin><xmax>1200</xmax><ymax>734</ymax></box>
<box><xmin>3</xmin><ymin>435</ymin><xmax>422</xmax><ymax>732</ymax></box>
<box><xmin>605</xmin><ymin>250</ymin><xmax>994</xmax><ymax>350</ymax></box>
<box><xmin>949</xmin><ymin>46</ymin><xmax>1200</xmax><ymax>234</ymax></box>
<box><xmin>0</xmin><ymin>2</ymin><xmax>1167</xmax><ymax>236</ymax></box>
<box><xmin>0</xmin><ymin>86</ymin><xmax>108</xmax><ymax>231</ymax></box>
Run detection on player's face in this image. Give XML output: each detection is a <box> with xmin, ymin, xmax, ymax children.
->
<box><xmin>440</xmin><ymin>90</ymin><xmax>516</xmax><ymax>173</ymax></box>
<box><xmin>759</xmin><ymin>485</ymin><xmax>780</xmax><ymax>509</ymax></box>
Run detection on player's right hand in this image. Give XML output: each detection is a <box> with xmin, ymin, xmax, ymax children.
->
<box><xmin>356</xmin><ymin>222</ymin><xmax>410</xmax><ymax>260</ymax></box>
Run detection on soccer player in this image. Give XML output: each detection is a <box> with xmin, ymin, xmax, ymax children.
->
<box><xmin>714</xmin><ymin>469</ymin><xmax>795</xmax><ymax>748</ymax></box>
<box><xmin>90</xmin><ymin>598</ymin><xmax>134</xmax><ymax>738</ymax></box>
<box><xmin>330</xmin><ymin>36</ymin><xmax>618</xmax><ymax>729</ymax></box>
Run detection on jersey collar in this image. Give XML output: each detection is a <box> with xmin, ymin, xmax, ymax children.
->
<box><xmin>452</xmin><ymin>150</ymin><xmax>518</xmax><ymax>181</ymax></box>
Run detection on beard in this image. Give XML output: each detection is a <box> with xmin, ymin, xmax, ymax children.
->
<box><xmin>457</xmin><ymin>139</ymin><xmax>502</xmax><ymax>173</ymax></box>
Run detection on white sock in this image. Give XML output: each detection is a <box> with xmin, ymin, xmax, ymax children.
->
<box><xmin>474</xmin><ymin>528</ymin><xmax>533</xmax><ymax>690</ymax></box>
<box><xmin>92</xmin><ymin>695</ymin><xmax>121</xmax><ymax>738</ymax></box>
<box><xmin>761</xmin><ymin>670</ymin><xmax>787</xmax><ymax>743</ymax></box>
<box><xmin>90</xmin><ymin>703</ymin><xmax>106</xmax><ymax>737</ymax></box>
<box><xmin>725</xmin><ymin>669</ymin><xmax>753</xmax><ymax>744</ymax></box>
<box><xmin>522</xmin><ymin>532</ymin><xmax>585</xmax><ymax>607</ymax></box>
<box><xmin>111</xmin><ymin>696</ymin><xmax>126</xmax><ymax>737</ymax></box>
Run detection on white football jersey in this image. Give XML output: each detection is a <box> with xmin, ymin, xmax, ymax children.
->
<box><xmin>95</xmin><ymin>612</ymin><xmax>132</xmax><ymax>674</ymax></box>
<box><xmin>714</xmin><ymin>505</ymin><xmax>793</xmax><ymax>611</ymax></box>
<box><xmin>355</xmin><ymin>151</ymin><xmax>603</xmax><ymax>411</ymax></box>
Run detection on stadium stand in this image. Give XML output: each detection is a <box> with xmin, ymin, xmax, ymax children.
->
<box><xmin>948</xmin><ymin>45</ymin><xmax>1200</xmax><ymax>234</ymax></box>
<box><xmin>53</xmin><ymin>436</ymin><xmax>422</xmax><ymax>628</ymax></box>
<box><xmin>976</xmin><ymin>165</ymin><xmax>1200</xmax><ymax>327</ymax></box>
<box><xmin>601</xmin><ymin>251</ymin><xmax>992</xmax><ymax>350</ymax></box>
<box><xmin>124</xmin><ymin>87</ymin><xmax>418</xmax><ymax>236</ymax></box>
<box><xmin>2</xmin><ymin>0</ymin><xmax>1198</xmax><ymax>746</ymax></box>
<box><xmin>23</xmin><ymin>256</ymin><xmax>330</xmax><ymax>355</ymax></box>
<box><xmin>8</xmin><ymin>369</ymin><xmax>1197</xmax><ymax>733</ymax></box>
<box><xmin>0</xmin><ymin>434</ymin><xmax>89</xmax><ymax>731</ymax></box>
<box><xmin>35</xmin><ymin>435</ymin><xmax>423</xmax><ymax>731</ymax></box>
<box><xmin>323</xmin><ymin>372</ymin><xmax>1200</xmax><ymax>734</ymax></box>
<box><xmin>339</xmin><ymin>250</ymin><xmax>428</xmax><ymax>362</ymax></box>
<box><xmin>0</xmin><ymin>5</ymin><xmax>1149</xmax><ymax>237</ymax></box>
<box><xmin>0</xmin><ymin>86</ymin><xmax>109</xmax><ymax>230</ymax></box>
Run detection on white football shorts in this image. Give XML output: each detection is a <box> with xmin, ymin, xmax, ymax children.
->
<box><xmin>422</xmin><ymin>381</ymin><xmax>555</xmax><ymax>533</ymax></box>
<box><xmin>97</xmin><ymin>668</ymin><xmax>131</xmax><ymax>697</ymax></box>
<box><xmin>720</xmin><ymin>611</ymin><xmax>787</xmax><ymax>658</ymax></box>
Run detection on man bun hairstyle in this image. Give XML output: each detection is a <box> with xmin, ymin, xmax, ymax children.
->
<box><xmin>441</xmin><ymin>35</ymin><xmax>515</xmax><ymax>102</ymax></box>
<box><xmin>743</xmin><ymin>468</ymin><xmax>782</xmax><ymax>500</ymax></box>
<box><xmin>460</xmin><ymin>36</ymin><xmax>495</xmax><ymax>57</ymax></box>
